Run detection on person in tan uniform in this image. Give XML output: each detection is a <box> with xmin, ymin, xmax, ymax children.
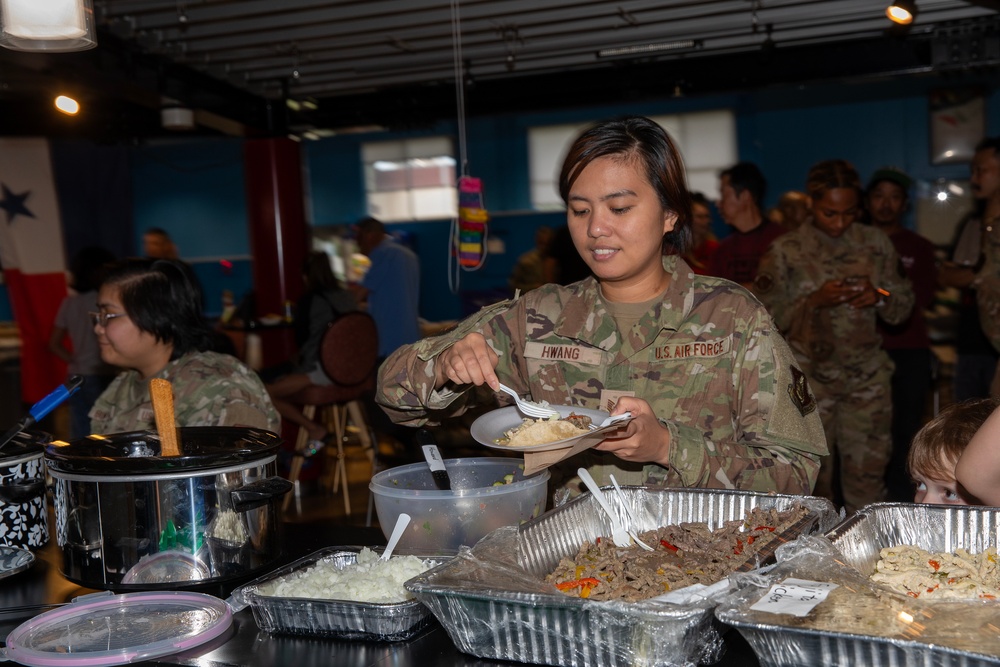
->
<box><xmin>376</xmin><ymin>116</ymin><xmax>827</xmax><ymax>496</ymax></box>
<box><xmin>753</xmin><ymin>160</ymin><xmax>914</xmax><ymax>513</ymax></box>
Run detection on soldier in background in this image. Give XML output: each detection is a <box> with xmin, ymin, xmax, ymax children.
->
<box><xmin>509</xmin><ymin>226</ymin><xmax>554</xmax><ymax>294</ymax></box>
<box><xmin>865</xmin><ymin>166</ymin><xmax>938</xmax><ymax>502</ymax></box>
<box><xmin>754</xmin><ymin>159</ymin><xmax>914</xmax><ymax>513</ymax></box>
<box><xmin>376</xmin><ymin>116</ymin><xmax>827</xmax><ymax>497</ymax></box>
<box><xmin>939</xmin><ymin>137</ymin><xmax>1000</xmax><ymax>401</ymax></box>
<box><xmin>708</xmin><ymin>162</ymin><xmax>786</xmax><ymax>288</ymax></box>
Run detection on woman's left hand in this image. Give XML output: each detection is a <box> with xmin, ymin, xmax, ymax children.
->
<box><xmin>593</xmin><ymin>396</ymin><xmax>671</xmax><ymax>467</ymax></box>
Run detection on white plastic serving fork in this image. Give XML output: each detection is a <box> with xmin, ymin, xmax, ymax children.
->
<box><xmin>588</xmin><ymin>412</ymin><xmax>633</xmax><ymax>431</ymax></box>
<box><xmin>578</xmin><ymin>468</ymin><xmax>632</xmax><ymax>548</ymax></box>
<box><xmin>497</xmin><ymin>383</ymin><xmax>559</xmax><ymax>419</ymax></box>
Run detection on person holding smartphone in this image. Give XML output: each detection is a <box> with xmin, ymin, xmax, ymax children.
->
<box><xmin>753</xmin><ymin>159</ymin><xmax>915</xmax><ymax>513</ymax></box>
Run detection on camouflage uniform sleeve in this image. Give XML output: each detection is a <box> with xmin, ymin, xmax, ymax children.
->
<box><xmin>650</xmin><ymin>308</ymin><xmax>827</xmax><ymax>494</ymax></box>
<box><xmin>376</xmin><ymin>299</ymin><xmax>520</xmax><ymax>427</ymax></box>
<box><xmin>873</xmin><ymin>233</ymin><xmax>915</xmax><ymax>326</ymax></box>
<box><xmin>753</xmin><ymin>238</ymin><xmax>826</xmax><ymax>355</ymax></box>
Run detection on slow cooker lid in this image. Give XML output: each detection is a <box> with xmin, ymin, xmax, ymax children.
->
<box><xmin>44</xmin><ymin>426</ymin><xmax>282</xmax><ymax>474</ymax></box>
<box><xmin>3</xmin><ymin>590</ymin><xmax>232</xmax><ymax>667</ymax></box>
<box><xmin>0</xmin><ymin>430</ymin><xmax>49</xmax><ymax>465</ymax></box>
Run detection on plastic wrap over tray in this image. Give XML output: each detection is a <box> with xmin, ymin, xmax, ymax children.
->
<box><xmin>227</xmin><ymin>546</ymin><xmax>452</xmax><ymax>641</ymax></box>
<box><xmin>405</xmin><ymin>487</ymin><xmax>839</xmax><ymax>667</ymax></box>
<box><xmin>715</xmin><ymin>504</ymin><xmax>1000</xmax><ymax>667</ymax></box>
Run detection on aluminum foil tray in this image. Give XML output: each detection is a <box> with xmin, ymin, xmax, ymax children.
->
<box><xmin>228</xmin><ymin>546</ymin><xmax>451</xmax><ymax>641</ymax></box>
<box><xmin>406</xmin><ymin>487</ymin><xmax>839</xmax><ymax>667</ymax></box>
<box><xmin>715</xmin><ymin>503</ymin><xmax>1000</xmax><ymax>667</ymax></box>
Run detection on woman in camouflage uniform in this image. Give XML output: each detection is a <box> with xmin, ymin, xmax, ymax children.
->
<box><xmin>753</xmin><ymin>160</ymin><xmax>914</xmax><ymax>512</ymax></box>
<box><xmin>89</xmin><ymin>259</ymin><xmax>280</xmax><ymax>434</ymax></box>
<box><xmin>377</xmin><ymin>116</ymin><xmax>827</xmax><ymax>496</ymax></box>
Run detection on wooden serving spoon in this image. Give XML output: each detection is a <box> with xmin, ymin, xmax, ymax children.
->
<box><xmin>149</xmin><ymin>378</ymin><xmax>181</xmax><ymax>457</ymax></box>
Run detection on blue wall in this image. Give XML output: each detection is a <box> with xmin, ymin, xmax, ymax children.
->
<box><xmin>117</xmin><ymin>78</ymin><xmax>1000</xmax><ymax>325</ymax></box>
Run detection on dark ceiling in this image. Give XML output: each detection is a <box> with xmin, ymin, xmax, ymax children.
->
<box><xmin>0</xmin><ymin>0</ymin><xmax>997</xmax><ymax>143</ymax></box>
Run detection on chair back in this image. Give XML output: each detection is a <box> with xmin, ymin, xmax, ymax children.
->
<box><xmin>318</xmin><ymin>311</ymin><xmax>379</xmax><ymax>387</ymax></box>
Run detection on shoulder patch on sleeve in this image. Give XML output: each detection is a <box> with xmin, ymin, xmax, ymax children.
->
<box><xmin>787</xmin><ymin>365</ymin><xmax>817</xmax><ymax>417</ymax></box>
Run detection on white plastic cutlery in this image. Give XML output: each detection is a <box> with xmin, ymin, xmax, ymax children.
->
<box><xmin>588</xmin><ymin>412</ymin><xmax>633</xmax><ymax>431</ymax></box>
<box><xmin>496</xmin><ymin>383</ymin><xmax>559</xmax><ymax>419</ymax></box>
<box><xmin>577</xmin><ymin>468</ymin><xmax>632</xmax><ymax>548</ymax></box>
<box><xmin>608</xmin><ymin>474</ymin><xmax>654</xmax><ymax>551</ymax></box>
<box><xmin>380</xmin><ymin>512</ymin><xmax>411</xmax><ymax>561</ymax></box>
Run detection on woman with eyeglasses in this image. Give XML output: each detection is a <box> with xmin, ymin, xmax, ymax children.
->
<box><xmin>88</xmin><ymin>259</ymin><xmax>280</xmax><ymax>434</ymax></box>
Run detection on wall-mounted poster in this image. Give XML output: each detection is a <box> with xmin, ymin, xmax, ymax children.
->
<box><xmin>930</xmin><ymin>89</ymin><xmax>985</xmax><ymax>165</ymax></box>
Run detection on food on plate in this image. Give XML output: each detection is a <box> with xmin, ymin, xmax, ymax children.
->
<box><xmin>547</xmin><ymin>505</ymin><xmax>810</xmax><ymax>601</ymax></box>
<box><xmin>871</xmin><ymin>545</ymin><xmax>1000</xmax><ymax>600</ymax></box>
<box><xmin>497</xmin><ymin>413</ymin><xmax>593</xmax><ymax>447</ymax></box>
<box><xmin>257</xmin><ymin>547</ymin><xmax>432</xmax><ymax>603</ymax></box>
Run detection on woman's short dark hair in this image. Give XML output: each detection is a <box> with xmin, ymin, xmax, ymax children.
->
<box><xmin>559</xmin><ymin>116</ymin><xmax>692</xmax><ymax>255</ymax></box>
<box><xmin>102</xmin><ymin>259</ymin><xmax>213</xmax><ymax>358</ymax></box>
<box><xmin>303</xmin><ymin>251</ymin><xmax>341</xmax><ymax>292</ymax></box>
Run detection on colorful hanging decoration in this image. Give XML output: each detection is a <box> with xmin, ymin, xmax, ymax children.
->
<box><xmin>456</xmin><ymin>175</ymin><xmax>487</xmax><ymax>268</ymax></box>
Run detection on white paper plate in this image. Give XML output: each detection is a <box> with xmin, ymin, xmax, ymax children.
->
<box><xmin>470</xmin><ymin>405</ymin><xmax>632</xmax><ymax>452</ymax></box>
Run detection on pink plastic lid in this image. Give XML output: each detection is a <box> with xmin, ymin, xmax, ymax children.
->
<box><xmin>3</xmin><ymin>591</ymin><xmax>232</xmax><ymax>667</ymax></box>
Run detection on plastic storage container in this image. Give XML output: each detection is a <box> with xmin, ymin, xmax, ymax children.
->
<box><xmin>369</xmin><ymin>457</ymin><xmax>548</xmax><ymax>551</ymax></box>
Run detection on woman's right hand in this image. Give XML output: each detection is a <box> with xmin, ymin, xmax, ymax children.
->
<box><xmin>433</xmin><ymin>332</ymin><xmax>501</xmax><ymax>390</ymax></box>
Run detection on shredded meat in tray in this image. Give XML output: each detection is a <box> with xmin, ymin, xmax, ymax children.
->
<box><xmin>547</xmin><ymin>505</ymin><xmax>809</xmax><ymax>602</ymax></box>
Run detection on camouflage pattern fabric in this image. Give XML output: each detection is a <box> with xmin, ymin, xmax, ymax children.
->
<box><xmin>753</xmin><ymin>221</ymin><xmax>914</xmax><ymax>511</ymax></box>
<box><xmin>378</xmin><ymin>255</ymin><xmax>827</xmax><ymax>496</ymax></box>
<box><xmin>90</xmin><ymin>351</ymin><xmax>280</xmax><ymax>434</ymax></box>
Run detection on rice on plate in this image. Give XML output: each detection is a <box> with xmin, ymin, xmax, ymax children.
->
<box><xmin>498</xmin><ymin>414</ymin><xmax>592</xmax><ymax>447</ymax></box>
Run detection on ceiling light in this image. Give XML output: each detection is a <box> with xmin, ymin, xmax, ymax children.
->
<box><xmin>886</xmin><ymin>0</ymin><xmax>918</xmax><ymax>26</ymax></box>
<box><xmin>598</xmin><ymin>40</ymin><xmax>697</xmax><ymax>58</ymax></box>
<box><xmin>0</xmin><ymin>0</ymin><xmax>97</xmax><ymax>52</ymax></box>
<box><xmin>54</xmin><ymin>95</ymin><xmax>79</xmax><ymax>115</ymax></box>
<box><xmin>160</xmin><ymin>98</ymin><xmax>195</xmax><ymax>131</ymax></box>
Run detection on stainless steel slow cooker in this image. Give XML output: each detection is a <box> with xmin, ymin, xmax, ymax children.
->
<box><xmin>0</xmin><ymin>431</ymin><xmax>51</xmax><ymax>550</ymax></box>
<box><xmin>44</xmin><ymin>427</ymin><xmax>291</xmax><ymax>591</ymax></box>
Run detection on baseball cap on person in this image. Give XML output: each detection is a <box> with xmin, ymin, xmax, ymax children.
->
<box><xmin>867</xmin><ymin>166</ymin><xmax>913</xmax><ymax>192</ymax></box>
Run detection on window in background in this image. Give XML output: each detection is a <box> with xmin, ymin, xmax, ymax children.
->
<box><xmin>528</xmin><ymin>110</ymin><xmax>737</xmax><ymax>210</ymax></box>
<box><xmin>362</xmin><ymin>137</ymin><xmax>458</xmax><ymax>222</ymax></box>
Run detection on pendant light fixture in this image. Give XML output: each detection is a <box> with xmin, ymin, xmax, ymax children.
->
<box><xmin>0</xmin><ymin>0</ymin><xmax>97</xmax><ymax>52</ymax></box>
<box><xmin>886</xmin><ymin>0</ymin><xmax>919</xmax><ymax>26</ymax></box>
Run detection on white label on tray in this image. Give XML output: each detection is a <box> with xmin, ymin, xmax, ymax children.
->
<box><xmin>749</xmin><ymin>578</ymin><xmax>838</xmax><ymax>617</ymax></box>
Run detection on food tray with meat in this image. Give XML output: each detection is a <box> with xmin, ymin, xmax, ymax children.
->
<box><xmin>405</xmin><ymin>487</ymin><xmax>838</xmax><ymax>667</ymax></box>
<box><xmin>715</xmin><ymin>503</ymin><xmax>1000</xmax><ymax>667</ymax></box>
<box><xmin>227</xmin><ymin>546</ymin><xmax>453</xmax><ymax>641</ymax></box>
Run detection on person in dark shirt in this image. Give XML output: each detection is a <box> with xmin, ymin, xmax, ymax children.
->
<box><xmin>866</xmin><ymin>166</ymin><xmax>939</xmax><ymax>501</ymax></box>
<box><xmin>265</xmin><ymin>252</ymin><xmax>357</xmax><ymax>455</ymax></box>
<box><xmin>683</xmin><ymin>192</ymin><xmax>720</xmax><ymax>275</ymax></box>
<box><xmin>709</xmin><ymin>162</ymin><xmax>786</xmax><ymax>288</ymax></box>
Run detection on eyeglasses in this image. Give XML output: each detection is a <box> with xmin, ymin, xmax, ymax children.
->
<box><xmin>89</xmin><ymin>311</ymin><xmax>127</xmax><ymax>328</ymax></box>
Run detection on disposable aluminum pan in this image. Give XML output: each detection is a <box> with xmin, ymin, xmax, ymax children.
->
<box><xmin>716</xmin><ymin>503</ymin><xmax>1000</xmax><ymax>667</ymax></box>
<box><xmin>405</xmin><ymin>487</ymin><xmax>839</xmax><ymax>667</ymax></box>
<box><xmin>228</xmin><ymin>546</ymin><xmax>452</xmax><ymax>641</ymax></box>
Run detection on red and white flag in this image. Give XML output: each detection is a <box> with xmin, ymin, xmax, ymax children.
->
<box><xmin>0</xmin><ymin>138</ymin><xmax>68</xmax><ymax>403</ymax></box>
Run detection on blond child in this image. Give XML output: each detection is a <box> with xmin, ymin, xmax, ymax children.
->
<box><xmin>908</xmin><ymin>398</ymin><xmax>999</xmax><ymax>505</ymax></box>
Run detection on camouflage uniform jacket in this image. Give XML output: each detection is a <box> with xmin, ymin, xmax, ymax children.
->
<box><xmin>378</xmin><ymin>255</ymin><xmax>827</xmax><ymax>495</ymax></box>
<box><xmin>90</xmin><ymin>351</ymin><xmax>280</xmax><ymax>434</ymax></box>
<box><xmin>753</xmin><ymin>222</ymin><xmax>914</xmax><ymax>386</ymax></box>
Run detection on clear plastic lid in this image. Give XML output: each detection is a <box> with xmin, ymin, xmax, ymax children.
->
<box><xmin>3</xmin><ymin>591</ymin><xmax>232</xmax><ymax>666</ymax></box>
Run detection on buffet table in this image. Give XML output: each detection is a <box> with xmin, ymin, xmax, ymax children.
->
<box><xmin>0</xmin><ymin>518</ymin><xmax>761</xmax><ymax>667</ymax></box>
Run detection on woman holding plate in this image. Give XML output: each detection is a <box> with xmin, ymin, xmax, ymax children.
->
<box><xmin>376</xmin><ymin>116</ymin><xmax>827</xmax><ymax>495</ymax></box>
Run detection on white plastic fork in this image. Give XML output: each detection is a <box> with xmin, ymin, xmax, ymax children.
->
<box><xmin>588</xmin><ymin>412</ymin><xmax>633</xmax><ymax>431</ymax></box>
<box><xmin>578</xmin><ymin>468</ymin><xmax>632</xmax><ymax>548</ymax></box>
<box><xmin>609</xmin><ymin>474</ymin><xmax>654</xmax><ymax>551</ymax></box>
<box><xmin>497</xmin><ymin>383</ymin><xmax>559</xmax><ymax>419</ymax></box>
